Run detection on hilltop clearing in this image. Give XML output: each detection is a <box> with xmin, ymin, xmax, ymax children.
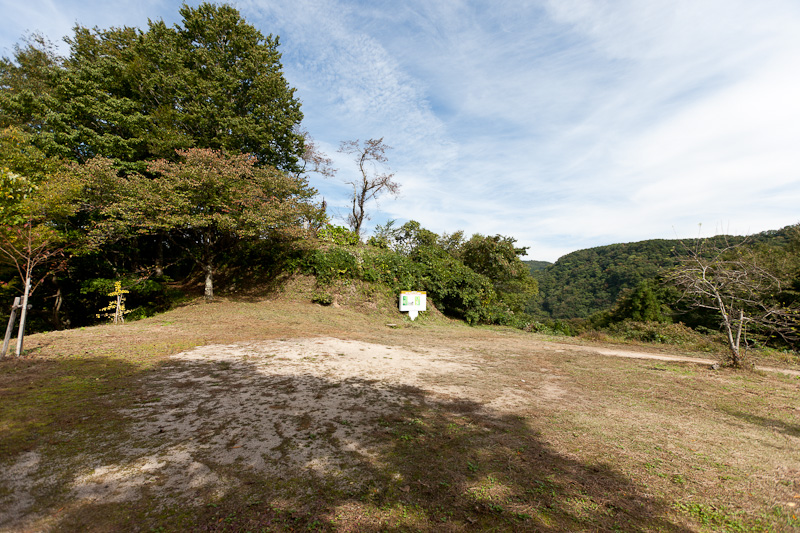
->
<box><xmin>1</xmin><ymin>285</ymin><xmax>799</xmax><ymax>531</ymax></box>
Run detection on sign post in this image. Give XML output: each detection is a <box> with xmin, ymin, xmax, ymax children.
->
<box><xmin>399</xmin><ymin>291</ymin><xmax>426</xmax><ymax>320</ymax></box>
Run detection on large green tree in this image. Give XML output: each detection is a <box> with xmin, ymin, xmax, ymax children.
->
<box><xmin>0</xmin><ymin>3</ymin><xmax>306</xmax><ymax>172</ymax></box>
<box><xmin>460</xmin><ymin>234</ymin><xmax>538</xmax><ymax>313</ymax></box>
<box><xmin>88</xmin><ymin>149</ymin><xmax>323</xmax><ymax>301</ymax></box>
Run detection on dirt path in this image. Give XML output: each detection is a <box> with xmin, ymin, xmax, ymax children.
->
<box><xmin>553</xmin><ymin>342</ymin><xmax>800</xmax><ymax>376</ymax></box>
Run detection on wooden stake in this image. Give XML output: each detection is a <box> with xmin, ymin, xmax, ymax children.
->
<box><xmin>2</xmin><ymin>297</ymin><xmax>21</xmax><ymax>358</ymax></box>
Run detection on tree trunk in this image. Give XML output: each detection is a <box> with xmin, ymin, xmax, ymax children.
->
<box><xmin>52</xmin><ymin>276</ymin><xmax>63</xmax><ymax>330</ymax></box>
<box><xmin>16</xmin><ymin>273</ymin><xmax>31</xmax><ymax>357</ymax></box>
<box><xmin>155</xmin><ymin>237</ymin><xmax>164</xmax><ymax>277</ymax></box>
<box><xmin>719</xmin><ymin>308</ymin><xmax>745</xmax><ymax>368</ymax></box>
<box><xmin>731</xmin><ymin>309</ymin><xmax>744</xmax><ymax>367</ymax></box>
<box><xmin>204</xmin><ymin>263</ymin><xmax>214</xmax><ymax>302</ymax></box>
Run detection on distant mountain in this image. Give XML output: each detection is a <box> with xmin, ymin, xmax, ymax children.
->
<box><xmin>522</xmin><ymin>260</ymin><xmax>552</xmax><ymax>272</ymax></box>
<box><xmin>526</xmin><ymin>227</ymin><xmax>796</xmax><ymax>319</ymax></box>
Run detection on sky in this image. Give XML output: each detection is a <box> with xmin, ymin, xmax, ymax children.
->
<box><xmin>2</xmin><ymin>0</ymin><xmax>799</xmax><ymax>262</ymax></box>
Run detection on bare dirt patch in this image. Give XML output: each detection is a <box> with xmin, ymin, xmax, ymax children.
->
<box><xmin>79</xmin><ymin>338</ymin><xmax>479</xmax><ymax>500</ymax></box>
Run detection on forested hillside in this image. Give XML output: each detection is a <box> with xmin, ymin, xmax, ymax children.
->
<box><xmin>527</xmin><ymin>228</ymin><xmax>797</xmax><ymax>319</ymax></box>
<box><xmin>522</xmin><ymin>260</ymin><xmax>551</xmax><ymax>272</ymax></box>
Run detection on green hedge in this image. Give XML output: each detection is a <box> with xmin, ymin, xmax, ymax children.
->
<box><xmin>299</xmin><ymin>243</ymin><xmax>505</xmax><ymax>325</ymax></box>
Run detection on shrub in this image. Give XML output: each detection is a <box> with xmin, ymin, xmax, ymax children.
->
<box><xmin>318</xmin><ymin>224</ymin><xmax>360</xmax><ymax>246</ymax></box>
<box><xmin>605</xmin><ymin>320</ymin><xmax>725</xmax><ymax>351</ymax></box>
<box><xmin>311</xmin><ymin>292</ymin><xmax>333</xmax><ymax>306</ymax></box>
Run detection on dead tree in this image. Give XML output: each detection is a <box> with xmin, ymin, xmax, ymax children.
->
<box><xmin>667</xmin><ymin>238</ymin><xmax>798</xmax><ymax>368</ymax></box>
<box><xmin>338</xmin><ymin>138</ymin><xmax>400</xmax><ymax>237</ymax></box>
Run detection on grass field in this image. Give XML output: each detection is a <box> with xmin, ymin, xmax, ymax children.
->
<box><xmin>1</xmin><ymin>279</ymin><xmax>799</xmax><ymax>532</ymax></box>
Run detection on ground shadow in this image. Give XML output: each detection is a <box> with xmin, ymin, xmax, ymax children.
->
<box><xmin>719</xmin><ymin>406</ymin><xmax>800</xmax><ymax>438</ymax></box>
<box><xmin>2</xmin><ymin>348</ymin><xmax>695</xmax><ymax>532</ymax></box>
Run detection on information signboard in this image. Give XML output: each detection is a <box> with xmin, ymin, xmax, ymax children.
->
<box><xmin>399</xmin><ymin>291</ymin><xmax>426</xmax><ymax>320</ymax></box>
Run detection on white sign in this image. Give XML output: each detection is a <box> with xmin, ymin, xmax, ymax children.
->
<box><xmin>399</xmin><ymin>291</ymin><xmax>426</xmax><ymax>320</ymax></box>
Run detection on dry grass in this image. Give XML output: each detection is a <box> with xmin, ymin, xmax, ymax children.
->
<box><xmin>1</xmin><ymin>276</ymin><xmax>799</xmax><ymax>532</ymax></box>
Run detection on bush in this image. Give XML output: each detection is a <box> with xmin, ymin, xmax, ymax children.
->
<box><xmin>318</xmin><ymin>224</ymin><xmax>360</xmax><ymax>246</ymax></box>
<box><xmin>311</xmin><ymin>292</ymin><xmax>333</xmax><ymax>306</ymax></box>
<box><xmin>301</xmin><ymin>248</ymin><xmax>360</xmax><ymax>284</ymax></box>
<box><xmin>605</xmin><ymin>320</ymin><xmax>724</xmax><ymax>351</ymax></box>
<box><xmin>298</xmin><ymin>242</ymin><xmax>514</xmax><ymax>325</ymax></box>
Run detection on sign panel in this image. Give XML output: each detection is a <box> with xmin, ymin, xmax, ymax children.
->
<box><xmin>399</xmin><ymin>291</ymin><xmax>426</xmax><ymax>320</ymax></box>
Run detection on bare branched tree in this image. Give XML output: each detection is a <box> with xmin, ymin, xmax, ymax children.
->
<box><xmin>0</xmin><ymin>219</ymin><xmax>66</xmax><ymax>356</ymax></box>
<box><xmin>338</xmin><ymin>138</ymin><xmax>399</xmax><ymax>236</ymax></box>
<box><xmin>667</xmin><ymin>238</ymin><xmax>799</xmax><ymax>368</ymax></box>
<box><xmin>296</xmin><ymin>129</ymin><xmax>336</xmax><ymax>179</ymax></box>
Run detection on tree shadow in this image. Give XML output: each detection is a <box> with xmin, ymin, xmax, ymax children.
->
<box><xmin>3</xmin><ymin>349</ymin><xmax>694</xmax><ymax>532</ymax></box>
<box><xmin>0</xmin><ymin>353</ymin><xmax>151</xmax><ymax>530</ymax></box>
<box><xmin>718</xmin><ymin>406</ymin><xmax>800</xmax><ymax>438</ymax></box>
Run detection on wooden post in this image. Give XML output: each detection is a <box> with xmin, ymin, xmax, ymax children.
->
<box><xmin>2</xmin><ymin>297</ymin><xmax>21</xmax><ymax>358</ymax></box>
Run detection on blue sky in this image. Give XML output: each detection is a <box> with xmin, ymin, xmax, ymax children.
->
<box><xmin>2</xmin><ymin>0</ymin><xmax>799</xmax><ymax>261</ymax></box>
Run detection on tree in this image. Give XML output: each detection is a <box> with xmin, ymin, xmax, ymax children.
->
<box><xmin>0</xmin><ymin>168</ymin><xmax>80</xmax><ymax>354</ymax></box>
<box><xmin>604</xmin><ymin>280</ymin><xmax>672</xmax><ymax>325</ymax></box>
<box><xmin>90</xmin><ymin>149</ymin><xmax>323</xmax><ymax>301</ymax></box>
<box><xmin>371</xmin><ymin>220</ymin><xmax>437</xmax><ymax>255</ymax></box>
<box><xmin>667</xmin><ymin>238</ymin><xmax>799</xmax><ymax>367</ymax></box>
<box><xmin>0</xmin><ymin>34</ymin><xmax>61</xmax><ymax>131</ymax></box>
<box><xmin>460</xmin><ymin>234</ymin><xmax>538</xmax><ymax>314</ymax></box>
<box><xmin>1</xmin><ymin>3</ymin><xmax>306</xmax><ymax>172</ymax></box>
<box><xmin>338</xmin><ymin>138</ymin><xmax>399</xmax><ymax>236</ymax></box>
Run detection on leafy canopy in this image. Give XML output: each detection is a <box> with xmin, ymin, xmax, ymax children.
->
<box><xmin>0</xmin><ymin>3</ymin><xmax>305</xmax><ymax>172</ymax></box>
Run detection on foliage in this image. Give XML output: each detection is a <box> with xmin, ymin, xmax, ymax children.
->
<box><xmin>529</xmin><ymin>239</ymin><xmax>684</xmax><ymax>319</ymax></box>
<box><xmin>96</xmin><ymin>281</ymin><xmax>132</xmax><ymax>324</ymax></box>
<box><xmin>591</xmin><ymin>280</ymin><xmax>674</xmax><ymax>328</ymax></box>
<box><xmin>301</xmin><ymin>221</ymin><xmax>539</xmax><ymax>326</ymax></box>
<box><xmin>318</xmin><ymin>224</ymin><xmax>360</xmax><ymax>246</ymax></box>
<box><xmin>0</xmin><ymin>127</ymin><xmax>62</xmax><ymax>183</ymax></box>
<box><xmin>460</xmin><ymin>234</ymin><xmax>538</xmax><ymax>314</ymax></box>
<box><xmin>526</xmin><ymin>319</ymin><xmax>582</xmax><ymax>337</ymax></box>
<box><xmin>311</xmin><ymin>291</ymin><xmax>333</xmax><ymax>306</ymax></box>
<box><xmin>0</xmin><ymin>3</ymin><xmax>306</xmax><ymax>172</ymax></box>
<box><xmin>604</xmin><ymin>320</ymin><xmax>723</xmax><ymax>350</ymax></box>
<box><xmin>529</xmin><ymin>229</ymin><xmax>798</xmax><ymax>321</ymax></box>
<box><xmin>87</xmin><ymin>148</ymin><xmax>323</xmax><ymax>301</ymax></box>
<box><xmin>0</xmin><ymin>168</ymin><xmax>35</xmax><ymax>227</ymax></box>
<box><xmin>371</xmin><ymin>219</ymin><xmax>438</xmax><ymax>255</ymax></box>
<box><xmin>523</xmin><ymin>259</ymin><xmax>552</xmax><ymax>272</ymax></box>
<box><xmin>0</xmin><ymin>168</ymin><xmax>82</xmax><ymax>291</ymax></box>
<box><xmin>0</xmin><ymin>169</ymin><xmax>83</xmax><ymax>352</ymax></box>
<box><xmin>0</xmin><ymin>4</ymin><xmax>319</xmax><ymax>330</ymax></box>
<box><xmin>411</xmin><ymin>244</ymin><xmax>497</xmax><ymax>325</ymax></box>
<box><xmin>368</xmin><ymin>221</ymin><xmax>537</xmax><ymax>320</ymax></box>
